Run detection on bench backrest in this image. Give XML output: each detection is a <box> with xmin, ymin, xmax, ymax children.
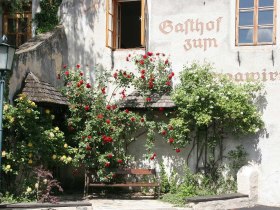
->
<box><xmin>115</xmin><ymin>168</ymin><xmax>156</xmax><ymax>175</ymax></box>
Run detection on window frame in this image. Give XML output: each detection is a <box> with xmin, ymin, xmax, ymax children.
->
<box><xmin>3</xmin><ymin>12</ymin><xmax>32</xmax><ymax>47</ymax></box>
<box><xmin>106</xmin><ymin>0</ymin><xmax>146</xmax><ymax>50</ymax></box>
<box><xmin>235</xmin><ymin>0</ymin><xmax>277</xmax><ymax>46</ymax></box>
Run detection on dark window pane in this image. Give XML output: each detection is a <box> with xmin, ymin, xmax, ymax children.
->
<box><xmin>7</xmin><ymin>35</ymin><xmax>16</xmax><ymax>46</ymax></box>
<box><xmin>258</xmin><ymin>27</ymin><xmax>273</xmax><ymax>42</ymax></box>
<box><xmin>239</xmin><ymin>11</ymin><xmax>254</xmax><ymax>26</ymax></box>
<box><xmin>258</xmin><ymin>10</ymin><xmax>273</xmax><ymax>25</ymax></box>
<box><xmin>19</xmin><ymin>35</ymin><xmax>27</xmax><ymax>46</ymax></box>
<box><xmin>239</xmin><ymin>0</ymin><xmax>254</xmax><ymax>8</ymax></box>
<box><xmin>18</xmin><ymin>18</ymin><xmax>28</xmax><ymax>33</ymax></box>
<box><xmin>239</xmin><ymin>28</ymin><xmax>253</xmax><ymax>43</ymax></box>
<box><xmin>8</xmin><ymin>19</ymin><xmax>16</xmax><ymax>33</ymax></box>
<box><xmin>259</xmin><ymin>0</ymin><xmax>274</xmax><ymax>7</ymax></box>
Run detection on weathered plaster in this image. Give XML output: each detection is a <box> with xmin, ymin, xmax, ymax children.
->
<box><xmin>7</xmin><ymin>0</ymin><xmax>280</xmax><ymax>205</ymax></box>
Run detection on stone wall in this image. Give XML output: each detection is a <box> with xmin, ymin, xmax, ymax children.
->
<box><xmin>9</xmin><ymin>25</ymin><xmax>68</xmax><ymax>102</ymax></box>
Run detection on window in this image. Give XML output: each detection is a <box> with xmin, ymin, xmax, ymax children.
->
<box><xmin>236</xmin><ymin>0</ymin><xmax>276</xmax><ymax>45</ymax></box>
<box><xmin>106</xmin><ymin>0</ymin><xmax>146</xmax><ymax>49</ymax></box>
<box><xmin>3</xmin><ymin>13</ymin><xmax>32</xmax><ymax>47</ymax></box>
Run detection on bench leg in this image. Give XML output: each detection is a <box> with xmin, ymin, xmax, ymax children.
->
<box><xmin>84</xmin><ymin>170</ymin><xmax>89</xmax><ymax>197</ymax></box>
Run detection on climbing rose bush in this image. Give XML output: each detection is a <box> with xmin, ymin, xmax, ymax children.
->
<box><xmin>62</xmin><ymin>52</ymin><xmax>176</xmax><ymax>182</ymax></box>
<box><xmin>62</xmin><ymin>66</ymin><xmax>146</xmax><ymax>182</ymax></box>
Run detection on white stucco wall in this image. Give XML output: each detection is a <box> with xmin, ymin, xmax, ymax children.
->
<box><xmin>56</xmin><ymin>0</ymin><xmax>280</xmax><ymax>205</ymax></box>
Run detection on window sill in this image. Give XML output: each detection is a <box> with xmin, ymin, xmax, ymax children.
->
<box><xmin>113</xmin><ymin>47</ymin><xmax>145</xmax><ymax>51</ymax></box>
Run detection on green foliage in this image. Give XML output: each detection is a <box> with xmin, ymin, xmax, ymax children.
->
<box><xmin>166</xmin><ymin>63</ymin><xmax>264</xmax><ymax>173</ymax></box>
<box><xmin>227</xmin><ymin>145</ymin><xmax>248</xmax><ymax>177</ymax></box>
<box><xmin>1</xmin><ymin>0</ymin><xmax>31</xmax><ymax>15</ymax></box>
<box><xmin>61</xmin><ymin>53</ymin><xmax>175</xmax><ymax>182</ymax></box>
<box><xmin>62</xmin><ymin>66</ymin><xmax>146</xmax><ymax>182</ymax></box>
<box><xmin>159</xmin><ymin>164</ymin><xmax>170</xmax><ymax>193</ymax></box>
<box><xmin>1</xmin><ymin>94</ymin><xmax>71</xmax><ymax>196</ymax></box>
<box><xmin>172</xmin><ymin>63</ymin><xmax>263</xmax><ymax>135</ymax></box>
<box><xmin>161</xmin><ymin>166</ymin><xmax>237</xmax><ymax>206</ymax></box>
<box><xmin>34</xmin><ymin>0</ymin><xmax>62</xmax><ymax>34</ymax></box>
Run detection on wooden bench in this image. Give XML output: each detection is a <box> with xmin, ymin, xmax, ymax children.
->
<box><xmin>84</xmin><ymin>168</ymin><xmax>160</xmax><ymax>197</ymax></box>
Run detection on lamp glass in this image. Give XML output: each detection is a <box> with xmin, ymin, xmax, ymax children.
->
<box><xmin>7</xmin><ymin>46</ymin><xmax>16</xmax><ymax>70</ymax></box>
<box><xmin>0</xmin><ymin>44</ymin><xmax>8</xmax><ymax>70</ymax></box>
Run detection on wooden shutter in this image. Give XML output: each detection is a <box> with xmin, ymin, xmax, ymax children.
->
<box><xmin>141</xmin><ymin>0</ymin><xmax>146</xmax><ymax>46</ymax></box>
<box><xmin>106</xmin><ymin>0</ymin><xmax>117</xmax><ymax>49</ymax></box>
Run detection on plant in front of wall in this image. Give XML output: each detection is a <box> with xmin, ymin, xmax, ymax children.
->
<box><xmin>1</xmin><ymin>0</ymin><xmax>31</xmax><ymax>15</ymax></box>
<box><xmin>34</xmin><ymin>0</ymin><xmax>63</xmax><ymax>34</ymax></box>
<box><xmin>61</xmin><ymin>66</ymin><xmax>147</xmax><ymax>183</ymax></box>
<box><xmin>167</xmin><ymin>63</ymin><xmax>264</xmax><ymax>178</ymax></box>
<box><xmin>227</xmin><ymin>145</ymin><xmax>248</xmax><ymax>178</ymax></box>
<box><xmin>1</xmin><ymin>94</ymin><xmax>71</xmax><ymax>199</ymax></box>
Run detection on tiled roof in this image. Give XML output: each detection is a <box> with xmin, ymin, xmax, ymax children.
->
<box><xmin>21</xmin><ymin>72</ymin><xmax>68</xmax><ymax>105</ymax></box>
<box><xmin>119</xmin><ymin>91</ymin><xmax>175</xmax><ymax>108</ymax></box>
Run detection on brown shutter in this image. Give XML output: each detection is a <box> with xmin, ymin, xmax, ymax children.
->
<box><xmin>106</xmin><ymin>0</ymin><xmax>117</xmax><ymax>49</ymax></box>
<box><xmin>141</xmin><ymin>0</ymin><xmax>146</xmax><ymax>47</ymax></box>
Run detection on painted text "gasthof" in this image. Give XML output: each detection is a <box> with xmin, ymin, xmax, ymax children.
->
<box><xmin>159</xmin><ymin>17</ymin><xmax>223</xmax><ymax>51</ymax></box>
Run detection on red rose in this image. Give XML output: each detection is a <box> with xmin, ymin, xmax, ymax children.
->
<box><xmin>117</xmin><ymin>159</ymin><xmax>123</xmax><ymax>163</ymax></box>
<box><xmin>113</xmin><ymin>72</ymin><xmax>118</xmax><ymax>79</ymax></box>
<box><xmin>77</xmin><ymin>82</ymin><xmax>81</xmax><ymax>87</ymax></box>
<box><xmin>97</xmin><ymin>114</ymin><xmax>104</xmax><ymax>119</ymax></box>
<box><xmin>140</xmin><ymin>118</ymin><xmax>145</xmax><ymax>122</ymax></box>
<box><xmin>168</xmin><ymin>74</ymin><xmax>173</xmax><ymax>80</ymax></box>
<box><xmin>86</xmin><ymin>144</ymin><xmax>91</xmax><ymax>151</ymax></box>
<box><xmin>128</xmin><ymin>54</ymin><xmax>131</xmax><ymax>57</ymax></box>
<box><xmin>156</xmin><ymin>53</ymin><xmax>160</xmax><ymax>56</ymax></box>
<box><xmin>166</xmin><ymin>81</ymin><xmax>171</xmax><ymax>86</ymax></box>
<box><xmin>65</xmin><ymin>71</ymin><xmax>69</xmax><ymax>76</ymax></box>
<box><xmin>150</xmin><ymin>156</ymin><xmax>155</xmax><ymax>160</ymax></box>
<box><xmin>80</xmin><ymin>72</ymin><xmax>83</xmax><ymax>76</ymax></box>
<box><xmin>168</xmin><ymin>125</ymin><xmax>174</xmax><ymax>130</ymax></box>
<box><xmin>146</xmin><ymin>97</ymin><xmax>152</xmax><ymax>102</ymax></box>
<box><xmin>106</xmin><ymin>105</ymin><xmax>111</xmax><ymax>110</ymax></box>
<box><xmin>141</xmin><ymin>74</ymin><xmax>145</xmax><ymax>79</ymax></box>
<box><xmin>106</xmin><ymin>119</ymin><xmax>111</xmax><ymax>124</ymax></box>
<box><xmin>101</xmin><ymin>87</ymin><xmax>106</xmax><ymax>94</ymax></box>
<box><xmin>161</xmin><ymin>130</ymin><xmax>167</xmax><ymax>135</ymax></box>
<box><xmin>76</xmin><ymin>64</ymin><xmax>80</xmax><ymax>69</ymax></box>
<box><xmin>88</xmin><ymin>136</ymin><xmax>92</xmax><ymax>139</ymax></box>
<box><xmin>159</xmin><ymin>107</ymin><xmax>164</xmax><ymax>112</ymax></box>
<box><xmin>86</xmin><ymin>83</ymin><xmax>91</xmax><ymax>88</ymax></box>
<box><xmin>141</xmin><ymin>69</ymin><xmax>146</xmax><ymax>74</ymax></box>
<box><xmin>168</xmin><ymin>138</ymin><xmax>174</xmax><ymax>143</ymax></box>
<box><xmin>107</xmin><ymin>153</ymin><xmax>113</xmax><ymax>158</ymax></box>
<box><xmin>165</xmin><ymin>59</ymin><xmax>169</xmax><ymax>65</ymax></box>
<box><xmin>63</xmin><ymin>64</ymin><xmax>67</xmax><ymax>69</ymax></box>
<box><xmin>139</xmin><ymin>60</ymin><xmax>145</xmax><ymax>65</ymax></box>
<box><xmin>112</xmin><ymin>105</ymin><xmax>117</xmax><ymax>110</ymax></box>
<box><xmin>143</xmin><ymin>54</ymin><xmax>147</xmax><ymax>59</ymax></box>
<box><xmin>105</xmin><ymin>162</ymin><xmax>110</xmax><ymax>167</ymax></box>
<box><xmin>171</xmin><ymin>72</ymin><xmax>175</xmax><ymax>76</ymax></box>
<box><xmin>125</xmin><ymin>109</ymin><xmax>129</xmax><ymax>113</ymax></box>
<box><xmin>147</xmin><ymin>52</ymin><xmax>153</xmax><ymax>56</ymax></box>
<box><xmin>85</xmin><ymin>105</ymin><xmax>90</xmax><ymax>111</ymax></box>
<box><xmin>175</xmin><ymin>148</ymin><xmax>181</xmax><ymax>153</ymax></box>
<box><xmin>130</xmin><ymin>117</ymin><xmax>135</xmax><ymax>122</ymax></box>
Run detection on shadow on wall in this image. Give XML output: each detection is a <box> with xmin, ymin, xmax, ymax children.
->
<box><xmin>9</xmin><ymin>26</ymin><xmax>69</xmax><ymax>102</ymax></box>
<box><xmin>59</xmin><ymin>0</ymin><xmax>109</xmax><ymax>85</ymax></box>
<box><xmin>127</xmin><ymin>91</ymin><xmax>268</xmax><ymax>177</ymax></box>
